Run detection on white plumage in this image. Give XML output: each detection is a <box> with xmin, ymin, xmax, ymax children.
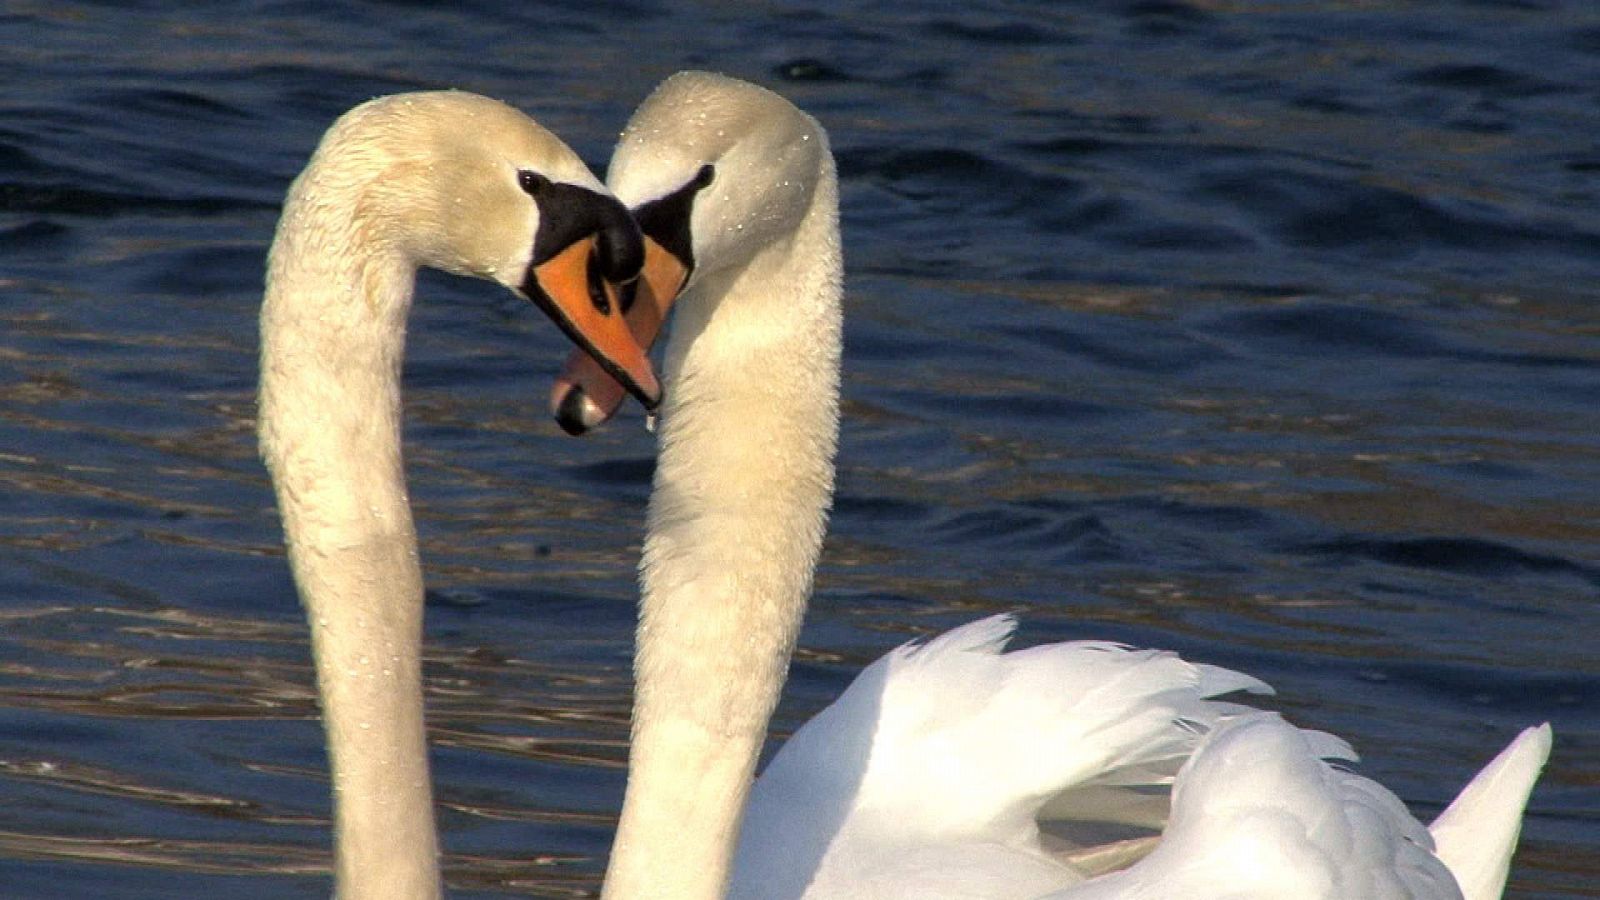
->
<box><xmin>736</xmin><ymin>616</ymin><xmax>1268</xmax><ymax>898</ymax></box>
<box><xmin>731</xmin><ymin>618</ymin><xmax>1550</xmax><ymax>900</ymax></box>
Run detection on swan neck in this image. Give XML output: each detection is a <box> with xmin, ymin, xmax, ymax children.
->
<box><xmin>260</xmin><ymin>178</ymin><xmax>441</xmax><ymax>899</ymax></box>
<box><xmin>604</xmin><ymin>169</ymin><xmax>842</xmax><ymax>899</ymax></box>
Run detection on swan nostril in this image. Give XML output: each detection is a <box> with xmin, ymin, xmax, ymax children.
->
<box><xmin>556</xmin><ymin>387</ymin><xmax>593</xmax><ymax>436</ymax></box>
<box><xmin>586</xmin><ymin>252</ymin><xmax>611</xmax><ymax>316</ymax></box>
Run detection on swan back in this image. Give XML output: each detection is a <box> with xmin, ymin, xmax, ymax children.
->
<box><xmin>733</xmin><ymin>616</ymin><xmax>1270</xmax><ymax>900</ymax></box>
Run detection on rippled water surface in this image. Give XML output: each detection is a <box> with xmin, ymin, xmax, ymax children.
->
<box><xmin>2</xmin><ymin>2</ymin><xmax>1597</xmax><ymax>897</ymax></box>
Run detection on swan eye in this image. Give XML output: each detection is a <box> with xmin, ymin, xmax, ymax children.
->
<box><xmin>517</xmin><ymin>170</ymin><xmax>549</xmax><ymax>196</ymax></box>
<box><xmin>585</xmin><ymin>252</ymin><xmax>612</xmax><ymax>316</ymax></box>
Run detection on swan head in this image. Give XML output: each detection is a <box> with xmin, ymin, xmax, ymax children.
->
<box><xmin>548</xmin><ymin>72</ymin><xmax>831</xmax><ymax>434</ymax></box>
<box><xmin>306</xmin><ymin>91</ymin><xmax>661</xmax><ymax>408</ymax></box>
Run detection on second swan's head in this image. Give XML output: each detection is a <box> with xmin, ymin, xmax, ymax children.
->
<box><xmin>290</xmin><ymin>90</ymin><xmax>661</xmax><ymax>408</ymax></box>
<box><xmin>549</xmin><ymin>72</ymin><xmax>833</xmax><ymax>434</ymax></box>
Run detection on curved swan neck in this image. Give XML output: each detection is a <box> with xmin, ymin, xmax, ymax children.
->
<box><xmin>604</xmin><ymin>154</ymin><xmax>842</xmax><ymax>900</ymax></box>
<box><xmin>261</xmin><ymin>156</ymin><xmax>441</xmax><ymax>900</ymax></box>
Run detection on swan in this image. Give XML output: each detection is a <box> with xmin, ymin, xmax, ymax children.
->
<box><xmin>549</xmin><ymin>72</ymin><xmax>1552</xmax><ymax>900</ymax></box>
<box><xmin>258</xmin><ymin>90</ymin><xmax>661</xmax><ymax>900</ymax></box>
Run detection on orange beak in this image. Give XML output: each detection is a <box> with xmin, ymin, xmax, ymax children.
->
<box><xmin>548</xmin><ymin>237</ymin><xmax>688</xmax><ymax>434</ymax></box>
<box><xmin>525</xmin><ymin>236</ymin><xmax>661</xmax><ymax>410</ymax></box>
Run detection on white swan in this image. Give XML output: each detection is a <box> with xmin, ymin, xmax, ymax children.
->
<box><xmin>258</xmin><ymin>90</ymin><xmax>661</xmax><ymax>900</ymax></box>
<box><xmin>550</xmin><ymin>72</ymin><xmax>1552</xmax><ymax>900</ymax></box>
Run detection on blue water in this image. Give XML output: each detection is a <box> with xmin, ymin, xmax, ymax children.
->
<box><xmin>2</xmin><ymin>2</ymin><xmax>1596</xmax><ymax>897</ymax></box>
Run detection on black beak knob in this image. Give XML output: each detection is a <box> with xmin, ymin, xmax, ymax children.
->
<box><xmin>596</xmin><ymin>198</ymin><xmax>645</xmax><ymax>284</ymax></box>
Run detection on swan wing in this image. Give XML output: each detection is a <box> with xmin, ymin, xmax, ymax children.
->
<box><xmin>733</xmin><ymin>615</ymin><xmax>1269</xmax><ymax>899</ymax></box>
<box><xmin>1057</xmin><ymin>714</ymin><xmax>1466</xmax><ymax>900</ymax></box>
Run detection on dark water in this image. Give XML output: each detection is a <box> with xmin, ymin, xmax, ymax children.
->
<box><xmin>2</xmin><ymin>1</ymin><xmax>1597</xmax><ymax>897</ymax></box>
